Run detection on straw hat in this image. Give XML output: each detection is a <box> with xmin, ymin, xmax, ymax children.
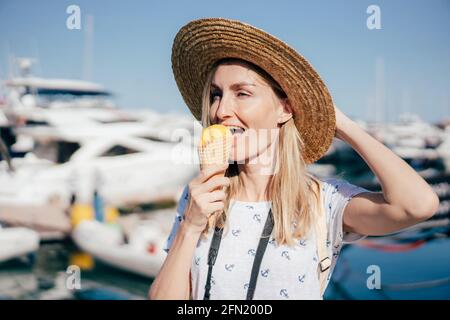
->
<box><xmin>171</xmin><ymin>17</ymin><xmax>335</xmax><ymax>164</ymax></box>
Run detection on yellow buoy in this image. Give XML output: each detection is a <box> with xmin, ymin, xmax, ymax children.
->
<box><xmin>69</xmin><ymin>252</ymin><xmax>95</xmax><ymax>271</ymax></box>
<box><xmin>105</xmin><ymin>206</ymin><xmax>119</xmax><ymax>224</ymax></box>
<box><xmin>70</xmin><ymin>203</ymin><xmax>94</xmax><ymax>227</ymax></box>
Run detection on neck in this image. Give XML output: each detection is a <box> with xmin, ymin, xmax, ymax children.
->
<box><xmin>235</xmin><ymin>165</ymin><xmax>272</xmax><ymax>202</ymax></box>
<box><xmin>234</xmin><ymin>139</ymin><xmax>278</xmax><ymax>202</ymax></box>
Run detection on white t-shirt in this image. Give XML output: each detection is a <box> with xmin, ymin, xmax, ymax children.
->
<box><xmin>164</xmin><ymin>178</ymin><xmax>371</xmax><ymax>300</ymax></box>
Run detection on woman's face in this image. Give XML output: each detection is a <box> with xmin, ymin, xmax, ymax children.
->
<box><xmin>209</xmin><ymin>62</ymin><xmax>292</xmax><ymax>163</ymax></box>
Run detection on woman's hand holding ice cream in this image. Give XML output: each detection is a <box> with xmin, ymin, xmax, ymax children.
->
<box><xmin>180</xmin><ymin>125</ymin><xmax>232</xmax><ymax>233</ymax></box>
<box><xmin>183</xmin><ymin>165</ymin><xmax>230</xmax><ymax>234</ymax></box>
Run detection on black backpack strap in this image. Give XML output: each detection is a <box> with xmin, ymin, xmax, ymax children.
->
<box><xmin>203</xmin><ymin>208</ymin><xmax>274</xmax><ymax>300</ymax></box>
<box><xmin>203</xmin><ymin>226</ymin><xmax>223</xmax><ymax>300</ymax></box>
<box><xmin>246</xmin><ymin>209</ymin><xmax>274</xmax><ymax>300</ymax></box>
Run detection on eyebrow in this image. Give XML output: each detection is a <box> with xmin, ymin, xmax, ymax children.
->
<box><xmin>211</xmin><ymin>82</ymin><xmax>256</xmax><ymax>90</ymax></box>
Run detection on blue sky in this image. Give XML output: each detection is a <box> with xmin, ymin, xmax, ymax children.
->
<box><xmin>1</xmin><ymin>0</ymin><xmax>449</xmax><ymax>122</ymax></box>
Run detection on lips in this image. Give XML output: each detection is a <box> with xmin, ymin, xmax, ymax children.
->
<box><xmin>226</xmin><ymin>125</ymin><xmax>245</xmax><ymax>136</ymax></box>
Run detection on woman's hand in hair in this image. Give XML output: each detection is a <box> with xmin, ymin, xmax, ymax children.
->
<box><xmin>331</xmin><ymin>105</ymin><xmax>439</xmax><ymax>235</ymax></box>
<box><xmin>333</xmin><ymin>104</ymin><xmax>354</xmax><ymax>141</ymax></box>
<box><xmin>183</xmin><ymin>164</ymin><xmax>230</xmax><ymax>234</ymax></box>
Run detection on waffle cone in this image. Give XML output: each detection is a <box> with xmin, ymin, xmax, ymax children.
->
<box><xmin>198</xmin><ymin>136</ymin><xmax>232</xmax><ymax>170</ymax></box>
<box><xmin>198</xmin><ymin>125</ymin><xmax>232</xmax><ymax>223</ymax></box>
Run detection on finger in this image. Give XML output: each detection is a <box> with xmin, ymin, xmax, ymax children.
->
<box><xmin>206</xmin><ymin>189</ymin><xmax>226</xmax><ymax>203</ymax></box>
<box><xmin>193</xmin><ymin>164</ymin><xmax>229</xmax><ymax>184</ymax></box>
<box><xmin>200</xmin><ymin>176</ymin><xmax>230</xmax><ymax>193</ymax></box>
<box><xmin>207</xmin><ymin>201</ymin><xmax>225</xmax><ymax>215</ymax></box>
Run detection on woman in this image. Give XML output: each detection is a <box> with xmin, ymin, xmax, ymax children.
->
<box><xmin>150</xmin><ymin>18</ymin><xmax>439</xmax><ymax>300</ymax></box>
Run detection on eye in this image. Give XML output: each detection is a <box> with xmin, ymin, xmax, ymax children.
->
<box><xmin>210</xmin><ymin>89</ymin><xmax>222</xmax><ymax>102</ymax></box>
<box><xmin>237</xmin><ymin>91</ymin><xmax>250</xmax><ymax>97</ymax></box>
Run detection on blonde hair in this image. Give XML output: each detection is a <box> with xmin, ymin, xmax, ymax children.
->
<box><xmin>200</xmin><ymin>58</ymin><xmax>323</xmax><ymax>246</ymax></box>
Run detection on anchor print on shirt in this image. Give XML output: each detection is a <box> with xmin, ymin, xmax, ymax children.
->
<box><xmin>331</xmin><ymin>185</ymin><xmax>339</xmax><ymax>195</ymax></box>
<box><xmin>253</xmin><ymin>213</ymin><xmax>262</xmax><ymax>223</ymax></box>
<box><xmin>298</xmin><ymin>239</ymin><xmax>307</xmax><ymax>247</ymax></box>
<box><xmin>260</xmin><ymin>269</ymin><xmax>270</xmax><ymax>278</ymax></box>
<box><xmin>281</xmin><ymin>250</ymin><xmax>291</xmax><ymax>260</ymax></box>
<box><xmin>245</xmin><ymin>205</ymin><xmax>255</xmax><ymax>210</ymax></box>
<box><xmin>232</xmin><ymin>229</ymin><xmax>241</xmax><ymax>237</ymax></box>
<box><xmin>298</xmin><ymin>274</ymin><xmax>306</xmax><ymax>283</ymax></box>
<box><xmin>268</xmin><ymin>238</ymin><xmax>277</xmax><ymax>247</ymax></box>
<box><xmin>280</xmin><ymin>289</ymin><xmax>289</xmax><ymax>299</ymax></box>
<box><xmin>248</xmin><ymin>249</ymin><xmax>256</xmax><ymax>257</ymax></box>
<box><xmin>194</xmin><ymin>256</ymin><xmax>200</xmax><ymax>266</ymax></box>
<box><xmin>225</xmin><ymin>264</ymin><xmax>235</xmax><ymax>272</ymax></box>
<box><xmin>333</xmin><ymin>249</ymin><xmax>340</xmax><ymax>259</ymax></box>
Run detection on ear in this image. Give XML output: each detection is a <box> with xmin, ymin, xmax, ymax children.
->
<box><xmin>277</xmin><ymin>98</ymin><xmax>293</xmax><ymax>125</ymax></box>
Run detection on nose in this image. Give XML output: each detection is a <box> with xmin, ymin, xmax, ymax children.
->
<box><xmin>215</xmin><ymin>92</ymin><xmax>234</xmax><ymax>122</ymax></box>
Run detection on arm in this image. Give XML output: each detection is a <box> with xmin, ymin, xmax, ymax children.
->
<box><xmin>334</xmin><ymin>106</ymin><xmax>440</xmax><ymax>236</ymax></box>
<box><xmin>149</xmin><ymin>165</ymin><xmax>229</xmax><ymax>299</ymax></box>
<box><xmin>149</xmin><ymin>221</ymin><xmax>199</xmax><ymax>300</ymax></box>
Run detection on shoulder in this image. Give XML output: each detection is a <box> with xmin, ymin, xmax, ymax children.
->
<box><xmin>319</xmin><ymin>177</ymin><xmax>371</xmax><ymax>243</ymax></box>
<box><xmin>318</xmin><ymin>177</ymin><xmax>372</xmax><ymax>222</ymax></box>
<box><xmin>163</xmin><ymin>185</ymin><xmax>189</xmax><ymax>253</ymax></box>
<box><xmin>320</xmin><ymin>177</ymin><xmax>370</xmax><ymax>200</ymax></box>
<box><xmin>176</xmin><ymin>185</ymin><xmax>190</xmax><ymax>217</ymax></box>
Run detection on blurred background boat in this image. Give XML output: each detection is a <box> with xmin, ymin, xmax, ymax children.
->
<box><xmin>0</xmin><ymin>58</ymin><xmax>199</xmax><ymax>240</ymax></box>
<box><xmin>71</xmin><ymin>208</ymin><xmax>173</xmax><ymax>278</ymax></box>
<box><xmin>0</xmin><ymin>224</ymin><xmax>39</xmax><ymax>264</ymax></box>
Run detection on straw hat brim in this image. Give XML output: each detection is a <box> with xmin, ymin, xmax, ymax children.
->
<box><xmin>171</xmin><ymin>18</ymin><xmax>335</xmax><ymax>164</ymax></box>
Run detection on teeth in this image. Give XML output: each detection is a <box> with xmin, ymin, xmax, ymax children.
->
<box><xmin>227</xmin><ymin>126</ymin><xmax>245</xmax><ymax>134</ymax></box>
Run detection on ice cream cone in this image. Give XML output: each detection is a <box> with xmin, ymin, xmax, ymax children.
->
<box><xmin>198</xmin><ymin>124</ymin><xmax>232</xmax><ymax>219</ymax></box>
<box><xmin>198</xmin><ymin>124</ymin><xmax>232</xmax><ymax>169</ymax></box>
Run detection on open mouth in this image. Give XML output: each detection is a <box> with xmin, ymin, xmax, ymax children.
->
<box><xmin>227</xmin><ymin>126</ymin><xmax>245</xmax><ymax>136</ymax></box>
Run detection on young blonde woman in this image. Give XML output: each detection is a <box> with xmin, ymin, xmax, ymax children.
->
<box><xmin>149</xmin><ymin>18</ymin><xmax>439</xmax><ymax>300</ymax></box>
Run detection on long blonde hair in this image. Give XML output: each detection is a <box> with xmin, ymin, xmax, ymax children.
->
<box><xmin>200</xmin><ymin>58</ymin><xmax>323</xmax><ymax>246</ymax></box>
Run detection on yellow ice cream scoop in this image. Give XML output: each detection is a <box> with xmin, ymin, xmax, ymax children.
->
<box><xmin>199</xmin><ymin>124</ymin><xmax>232</xmax><ymax>147</ymax></box>
<box><xmin>198</xmin><ymin>124</ymin><xmax>232</xmax><ymax>168</ymax></box>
